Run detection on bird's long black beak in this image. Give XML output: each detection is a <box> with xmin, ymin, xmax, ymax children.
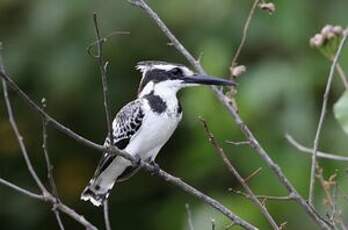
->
<box><xmin>183</xmin><ymin>75</ymin><xmax>236</xmax><ymax>86</ymax></box>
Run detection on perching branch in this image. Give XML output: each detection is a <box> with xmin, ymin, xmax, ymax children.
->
<box><xmin>308</xmin><ymin>33</ymin><xmax>347</xmax><ymax>205</ymax></box>
<box><xmin>0</xmin><ymin>46</ymin><xmax>256</xmax><ymax>230</ymax></box>
<box><xmin>285</xmin><ymin>134</ymin><xmax>348</xmax><ymax>162</ymax></box>
<box><xmin>128</xmin><ymin>0</ymin><xmax>331</xmax><ymax>228</ymax></box>
<box><xmin>200</xmin><ymin>118</ymin><xmax>279</xmax><ymax>230</ymax></box>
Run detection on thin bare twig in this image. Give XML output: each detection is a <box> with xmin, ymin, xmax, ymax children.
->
<box><xmin>128</xmin><ymin>1</ymin><xmax>331</xmax><ymax>228</ymax></box>
<box><xmin>318</xmin><ymin>51</ymin><xmax>348</xmax><ymax>90</ymax></box>
<box><xmin>211</xmin><ymin>219</ymin><xmax>216</xmax><ymax>230</ymax></box>
<box><xmin>336</xmin><ymin>63</ymin><xmax>348</xmax><ymax>90</ymax></box>
<box><xmin>230</xmin><ymin>0</ymin><xmax>260</xmax><ymax>70</ymax></box>
<box><xmin>185</xmin><ymin>203</ymin><xmax>195</xmax><ymax>230</ymax></box>
<box><xmin>41</xmin><ymin>98</ymin><xmax>64</xmax><ymax>230</ymax></box>
<box><xmin>225</xmin><ymin>140</ymin><xmax>251</xmax><ymax>146</ymax></box>
<box><xmin>229</xmin><ymin>188</ymin><xmax>296</xmax><ymax>202</ymax></box>
<box><xmin>103</xmin><ymin>200</ymin><xmax>112</xmax><ymax>230</ymax></box>
<box><xmin>87</xmin><ymin>31</ymin><xmax>129</xmax><ymax>58</ymax></box>
<box><xmin>42</xmin><ymin>100</ymin><xmax>60</xmax><ymax>197</ymax></box>
<box><xmin>244</xmin><ymin>167</ymin><xmax>263</xmax><ymax>183</ymax></box>
<box><xmin>53</xmin><ymin>208</ymin><xmax>65</xmax><ymax>230</ymax></box>
<box><xmin>0</xmin><ymin>178</ymin><xmax>44</xmax><ymax>200</ymax></box>
<box><xmin>128</xmin><ymin>0</ymin><xmax>330</xmax><ymax>229</ymax></box>
<box><xmin>1</xmin><ymin>73</ymin><xmax>47</xmax><ymax>195</ymax></box>
<box><xmin>279</xmin><ymin>222</ymin><xmax>288</xmax><ymax>230</ymax></box>
<box><xmin>225</xmin><ymin>223</ymin><xmax>236</xmax><ymax>230</ymax></box>
<box><xmin>200</xmin><ymin>118</ymin><xmax>279</xmax><ymax>230</ymax></box>
<box><xmin>92</xmin><ymin>13</ymin><xmax>114</xmax><ymax>147</ymax></box>
<box><xmin>56</xmin><ymin>202</ymin><xmax>97</xmax><ymax>230</ymax></box>
<box><xmin>92</xmin><ymin>13</ymin><xmax>113</xmax><ymax>230</ymax></box>
<box><xmin>285</xmin><ymin>134</ymin><xmax>348</xmax><ymax>161</ymax></box>
<box><xmin>309</xmin><ymin>33</ymin><xmax>348</xmax><ymax>205</ymax></box>
<box><xmin>0</xmin><ymin>45</ymin><xmax>256</xmax><ymax>230</ymax></box>
<box><xmin>330</xmin><ymin>184</ymin><xmax>338</xmax><ymax>228</ymax></box>
<box><xmin>128</xmin><ymin>0</ymin><xmax>204</xmax><ymax>73</ymax></box>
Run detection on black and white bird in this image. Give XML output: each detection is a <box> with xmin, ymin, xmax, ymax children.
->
<box><xmin>81</xmin><ymin>61</ymin><xmax>235</xmax><ymax>206</ymax></box>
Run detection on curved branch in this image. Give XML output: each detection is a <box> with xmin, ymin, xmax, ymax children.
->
<box><xmin>285</xmin><ymin>134</ymin><xmax>348</xmax><ymax>161</ymax></box>
<box><xmin>230</xmin><ymin>0</ymin><xmax>260</xmax><ymax>68</ymax></box>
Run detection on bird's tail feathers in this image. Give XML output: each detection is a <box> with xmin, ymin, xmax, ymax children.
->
<box><xmin>80</xmin><ymin>179</ymin><xmax>113</xmax><ymax>207</ymax></box>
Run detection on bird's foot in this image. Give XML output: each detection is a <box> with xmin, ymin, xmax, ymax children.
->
<box><xmin>150</xmin><ymin>161</ymin><xmax>160</xmax><ymax>175</ymax></box>
<box><xmin>133</xmin><ymin>155</ymin><xmax>142</xmax><ymax>168</ymax></box>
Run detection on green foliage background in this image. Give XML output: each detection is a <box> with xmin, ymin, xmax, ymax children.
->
<box><xmin>0</xmin><ymin>0</ymin><xmax>348</xmax><ymax>229</ymax></box>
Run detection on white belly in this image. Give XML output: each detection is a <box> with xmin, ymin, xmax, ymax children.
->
<box><xmin>125</xmin><ymin>110</ymin><xmax>182</xmax><ymax>161</ymax></box>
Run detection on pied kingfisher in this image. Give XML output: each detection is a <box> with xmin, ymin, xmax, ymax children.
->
<box><xmin>81</xmin><ymin>61</ymin><xmax>235</xmax><ymax>206</ymax></box>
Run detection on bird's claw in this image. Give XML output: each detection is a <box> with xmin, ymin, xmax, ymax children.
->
<box><xmin>150</xmin><ymin>161</ymin><xmax>160</xmax><ymax>175</ymax></box>
<box><xmin>133</xmin><ymin>155</ymin><xmax>142</xmax><ymax>168</ymax></box>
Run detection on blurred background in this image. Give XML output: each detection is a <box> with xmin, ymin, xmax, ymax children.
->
<box><xmin>0</xmin><ymin>0</ymin><xmax>348</xmax><ymax>229</ymax></box>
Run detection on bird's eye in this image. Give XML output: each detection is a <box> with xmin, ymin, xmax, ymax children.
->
<box><xmin>170</xmin><ymin>67</ymin><xmax>183</xmax><ymax>76</ymax></box>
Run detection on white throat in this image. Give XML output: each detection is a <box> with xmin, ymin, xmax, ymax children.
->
<box><xmin>139</xmin><ymin>81</ymin><xmax>181</xmax><ymax>116</ymax></box>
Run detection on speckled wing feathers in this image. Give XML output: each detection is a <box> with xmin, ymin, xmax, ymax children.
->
<box><xmin>90</xmin><ymin>99</ymin><xmax>145</xmax><ymax>181</ymax></box>
<box><xmin>112</xmin><ymin>99</ymin><xmax>145</xmax><ymax>149</ymax></box>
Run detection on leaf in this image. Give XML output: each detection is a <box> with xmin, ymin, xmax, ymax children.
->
<box><xmin>333</xmin><ymin>90</ymin><xmax>348</xmax><ymax>135</ymax></box>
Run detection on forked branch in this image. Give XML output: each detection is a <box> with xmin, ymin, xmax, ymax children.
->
<box><xmin>0</xmin><ymin>51</ymin><xmax>97</xmax><ymax>230</ymax></box>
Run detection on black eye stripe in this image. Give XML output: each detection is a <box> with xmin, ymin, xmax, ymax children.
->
<box><xmin>138</xmin><ymin>68</ymin><xmax>185</xmax><ymax>94</ymax></box>
<box><xmin>170</xmin><ymin>67</ymin><xmax>183</xmax><ymax>76</ymax></box>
